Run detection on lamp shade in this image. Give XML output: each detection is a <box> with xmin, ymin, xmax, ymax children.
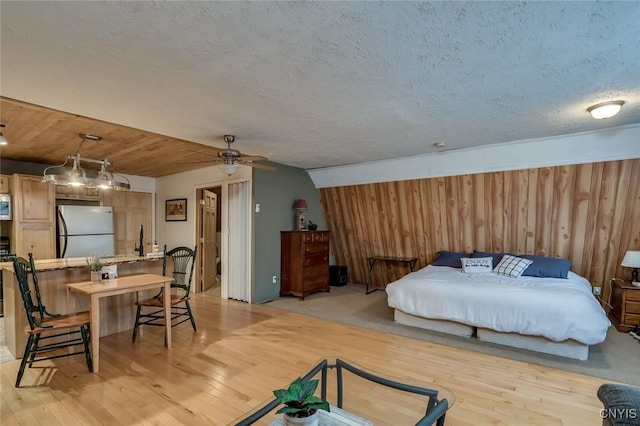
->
<box><xmin>220</xmin><ymin>163</ymin><xmax>240</xmax><ymax>176</ymax></box>
<box><xmin>293</xmin><ymin>199</ymin><xmax>308</xmax><ymax>210</ymax></box>
<box><xmin>621</xmin><ymin>251</ymin><xmax>640</xmax><ymax>268</ymax></box>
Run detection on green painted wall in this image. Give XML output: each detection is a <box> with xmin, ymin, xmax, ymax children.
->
<box><xmin>252</xmin><ymin>162</ymin><xmax>325</xmax><ymax>303</ymax></box>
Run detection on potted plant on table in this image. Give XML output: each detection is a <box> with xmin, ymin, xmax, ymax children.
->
<box><xmin>86</xmin><ymin>256</ymin><xmax>104</xmax><ymax>282</ymax></box>
<box><xmin>273</xmin><ymin>377</ymin><xmax>330</xmax><ymax>426</ymax></box>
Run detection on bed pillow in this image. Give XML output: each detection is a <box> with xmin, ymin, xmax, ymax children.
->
<box><xmin>431</xmin><ymin>251</ymin><xmax>468</xmax><ymax>268</ymax></box>
<box><xmin>493</xmin><ymin>255</ymin><xmax>533</xmax><ymax>278</ymax></box>
<box><xmin>520</xmin><ymin>255</ymin><xmax>572</xmax><ymax>279</ymax></box>
<box><xmin>472</xmin><ymin>251</ymin><xmax>514</xmax><ymax>268</ymax></box>
<box><xmin>461</xmin><ymin>257</ymin><xmax>493</xmax><ymax>274</ymax></box>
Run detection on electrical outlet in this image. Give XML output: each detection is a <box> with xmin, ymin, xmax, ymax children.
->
<box><xmin>255</xmin><ymin>203</ymin><xmax>260</xmax><ymax>213</ymax></box>
<box><xmin>593</xmin><ymin>286</ymin><xmax>602</xmax><ymax>296</ymax></box>
<box><xmin>272</xmin><ymin>275</ymin><xmax>277</xmax><ymax>284</ymax></box>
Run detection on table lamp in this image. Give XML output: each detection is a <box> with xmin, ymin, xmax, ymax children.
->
<box><xmin>621</xmin><ymin>250</ymin><xmax>640</xmax><ymax>286</ymax></box>
<box><xmin>293</xmin><ymin>198</ymin><xmax>308</xmax><ymax>230</ymax></box>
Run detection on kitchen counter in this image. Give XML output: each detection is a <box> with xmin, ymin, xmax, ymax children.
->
<box><xmin>2</xmin><ymin>254</ymin><xmax>165</xmax><ymax>358</ymax></box>
<box><xmin>0</xmin><ymin>254</ymin><xmax>163</xmax><ymax>272</ymax></box>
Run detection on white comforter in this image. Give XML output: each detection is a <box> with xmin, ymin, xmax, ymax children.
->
<box><xmin>386</xmin><ymin>265</ymin><xmax>610</xmax><ymax>345</ymax></box>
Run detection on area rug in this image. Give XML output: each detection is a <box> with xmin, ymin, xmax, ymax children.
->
<box><xmin>264</xmin><ymin>284</ymin><xmax>640</xmax><ymax>387</ymax></box>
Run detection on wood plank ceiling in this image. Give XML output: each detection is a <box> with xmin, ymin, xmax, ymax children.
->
<box><xmin>0</xmin><ymin>97</ymin><xmax>225</xmax><ymax>177</ymax></box>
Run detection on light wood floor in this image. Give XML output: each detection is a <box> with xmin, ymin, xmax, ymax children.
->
<box><xmin>1</xmin><ymin>289</ymin><xmax>608</xmax><ymax>425</ymax></box>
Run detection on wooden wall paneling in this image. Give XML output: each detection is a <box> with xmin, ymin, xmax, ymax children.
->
<box><xmin>534</xmin><ymin>167</ymin><xmax>554</xmax><ymax>256</ymax></box>
<box><xmin>436</xmin><ymin>177</ymin><xmax>450</xmax><ymax>253</ymax></box>
<box><xmin>616</xmin><ymin>160</ymin><xmax>640</xmax><ymax>284</ymax></box>
<box><xmin>458</xmin><ymin>174</ymin><xmax>474</xmax><ymax>254</ymax></box>
<box><xmin>525</xmin><ymin>168</ymin><xmax>538</xmax><ymax>254</ymax></box>
<box><xmin>569</xmin><ymin>163</ymin><xmax>593</xmax><ymax>275</ymax></box>
<box><xmin>591</xmin><ymin>162</ymin><xmax>620</xmax><ymax>287</ymax></box>
<box><xmin>351</xmin><ymin>185</ymin><xmax>370</xmax><ymax>284</ymax></box>
<box><xmin>550</xmin><ymin>165</ymin><xmax>576</xmax><ymax>259</ymax></box>
<box><xmin>604</xmin><ymin>160</ymin><xmax>637</xmax><ymax>292</ymax></box>
<box><xmin>581</xmin><ymin>162</ymin><xmax>604</xmax><ymax>284</ymax></box>
<box><xmin>490</xmin><ymin>172</ymin><xmax>504</xmax><ymax>253</ymax></box>
<box><xmin>410</xmin><ymin>179</ymin><xmax>429</xmax><ymax>270</ymax></box>
<box><xmin>514</xmin><ymin>169</ymin><xmax>530</xmax><ymax>255</ymax></box>
<box><xmin>442</xmin><ymin>176</ymin><xmax>459</xmax><ymax>253</ymax></box>
<box><xmin>329</xmin><ymin>187</ymin><xmax>350</xmax><ymax>278</ymax></box>
<box><xmin>318</xmin><ymin>159</ymin><xmax>640</xmax><ymax>293</ymax></box>
<box><xmin>504</xmin><ymin>171</ymin><xmax>514</xmax><ymax>252</ymax></box>
<box><xmin>472</xmin><ymin>173</ymin><xmax>486</xmax><ymax>254</ymax></box>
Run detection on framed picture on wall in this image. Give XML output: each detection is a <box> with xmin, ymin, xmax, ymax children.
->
<box><xmin>165</xmin><ymin>198</ymin><xmax>187</xmax><ymax>221</ymax></box>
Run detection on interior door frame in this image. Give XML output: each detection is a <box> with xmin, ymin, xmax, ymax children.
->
<box><xmin>194</xmin><ymin>176</ymin><xmax>252</xmax><ymax>302</ymax></box>
<box><xmin>194</xmin><ymin>187</ymin><xmax>219</xmax><ymax>292</ymax></box>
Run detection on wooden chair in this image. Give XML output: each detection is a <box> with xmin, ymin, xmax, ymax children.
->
<box><xmin>132</xmin><ymin>245</ymin><xmax>197</xmax><ymax>345</ymax></box>
<box><xmin>13</xmin><ymin>254</ymin><xmax>92</xmax><ymax>387</ymax></box>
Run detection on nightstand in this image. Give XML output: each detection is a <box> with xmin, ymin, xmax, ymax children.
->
<box><xmin>609</xmin><ymin>279</ymin><xmax>640</xmax><ymax>332</ymax></box>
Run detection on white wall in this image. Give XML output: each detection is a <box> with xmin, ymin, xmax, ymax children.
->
<box><xmin>309</xmin><ymin>123</ymin><xmax>640</xmax><ymax>188</ymax></box>
<box><xmin>154</xmin><ymin>165</ymin><xmax>251</xmax><ymax>250</ymax></box>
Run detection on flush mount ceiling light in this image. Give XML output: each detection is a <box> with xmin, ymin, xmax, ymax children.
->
<box><xmin>587</xmin><ymin>100</ymin><xmax>624</xmax><ymax>119</ymax></box>
<box><xmin>42</xmin><ymin>133</ymin><xmax>131</xmax><ymax>191</ymax></box>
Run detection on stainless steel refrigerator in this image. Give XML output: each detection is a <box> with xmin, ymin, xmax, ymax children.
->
<box><xmin>57</xmin><ymin>205</ymin><xmax>115</xmax><ymax>258</ymax></box>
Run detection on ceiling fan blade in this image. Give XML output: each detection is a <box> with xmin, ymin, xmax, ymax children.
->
<box><xmin>187</xmin><ymin>149</ymin><xmax>219</xmax><ymax>158</ymax></box>
<box><xmin>241</xmin><ymin>162</ymin><xmax>277</xmax><ymax>171</ymax></box>
<box><xmin>238</xmin><ymin>155</ymin><xmax>268</xmax><ymax>161</ymax></box>
<box><xmin>177</xmin><ymin>159</ymin><xmax>223</xmax><ymax>165</ymax></box>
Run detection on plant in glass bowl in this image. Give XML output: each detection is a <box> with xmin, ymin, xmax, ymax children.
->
<box><xmin>273</xmin><ymin>377</ymin><xmax>329</xmax><ymax>426</ymax></box>
<box><xmin>86</xmin><ymin>256</ymin><xmax>104</xmax><ymax>282</ymax></box>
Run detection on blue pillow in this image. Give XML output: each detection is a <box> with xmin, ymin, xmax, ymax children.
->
<box><xmin>471</xmin><ymin>251</ymin><xmax>514</xmax><ymax>268</ymax></box>
<box><xmin>520</xmin><ymin>255</ymin><xmax>571</xmax><ymax>279</ymax></box>
<box><xmin>431</xmin><ymin>251</ymin><xmax>468</xmax><ymax>268</ymax></box>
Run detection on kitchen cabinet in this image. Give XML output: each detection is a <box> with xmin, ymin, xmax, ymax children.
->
<box><xmin>0</xmin><ymin>175</ymin><xmax>10</xmax><ymax>193</ymax></box>
<box><xmin>13</xmin><ymin>174</ymin><xmax>54</xmax><ymax>222</ymax></box>
<box><xmin>103</xmin><ymin>191</ymin><xmax>152</xmax><ymax>255</ymax></box>
<box><xmin>11</xmin><ymin>174</ymin><xmax>55</xmax><ymax>258</ymax></box>
<box><xmin>55</xmin><ymin>185</ymin><xmax>102</xmax><ymax>200</ymax></box>
<box><xmin>280</xmin><ymin>231</ymin><xmax>330</xmax><ymax>300</ymax></box>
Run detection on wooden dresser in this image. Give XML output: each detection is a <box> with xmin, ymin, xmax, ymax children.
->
<box><xmin>610</xmin><ymin>279</ymin><xmax>640</xmax><ymax>332</ymax></box>
<box><xmin>280</xmin><ymin>231</ymin><xmax>330</xmax><ymax>300</ymax></box>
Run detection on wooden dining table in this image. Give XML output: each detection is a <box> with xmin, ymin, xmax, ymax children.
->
<box><xmin>67</xmin><ymin>273</ymin><xmax>174</xmax><ymax>373</ymax></box>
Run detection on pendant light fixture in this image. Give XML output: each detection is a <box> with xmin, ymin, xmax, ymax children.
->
<box><xmin>42</xmin><ymin>134</ymin><xmax>131</xmax><ymax>191</ymax></box>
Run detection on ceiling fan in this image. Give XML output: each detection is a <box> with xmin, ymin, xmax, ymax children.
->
<box><xmin>189</xmin><ymin>135</ymin><xmax>277</xmax><ymax>175</ymax></box>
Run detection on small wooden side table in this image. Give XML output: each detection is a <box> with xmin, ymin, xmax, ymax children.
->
<box><xmin>365</xmin><ymin>256</ymin><xmax>418</xmax><ymax>294</ymax></box>
<box><xmin>609</xmin><ymin>279</ymin><xmax>640</xmax><ymax>332</ymax></box>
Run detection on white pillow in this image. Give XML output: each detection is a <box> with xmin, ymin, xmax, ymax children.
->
<box><xmin>493</xmin><ymin>255</ymin><xmax>533</xmax><ymax>278</ymax></box>
<box><xmin>461</xmin><ymin>257</ymin><xmax>493</xmax><ymax>274</ymax></box>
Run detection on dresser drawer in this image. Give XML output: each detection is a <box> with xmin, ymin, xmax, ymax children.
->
<box><xmin>303</xmin><ymin>263</ymin><xmax>329</xmax><ymax>278</ymax></box>
<box><xmin>304</xmin><ymin>253</ymin><xmax>329</xmax><ymax>266</ymax></box>
<box><xmin>304</xmin><ymin>242</ymin><xmax>329</xmax><ymax>254</ymax></box>
<box><xmin>626</xmin><ymin>300</ymin><xmax>640</xmax><ymax>314</ymax></box>
<box><xmin>625</xmin><ymin>314</ymin><xmax>640</xmax><ymax>326</ymax></box>
<box><xmin>627</xmin><ymin>291</ymin><xmax>640</xmax><ymax>302</ymax></box>
<box><xmin>305</xmin><ymin>275</ymin><xmax>329</xmax><ymax>291</ymax></box>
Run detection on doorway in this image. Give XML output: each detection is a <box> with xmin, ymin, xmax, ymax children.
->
<box><xmin>195</xmin><ymin>186</ymin><xmax>221</xmax><ymax>293</ymax></box>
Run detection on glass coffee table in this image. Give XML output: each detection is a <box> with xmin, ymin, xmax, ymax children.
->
<box><xmin>230</xmin><ymin>357</ymin><xmax>455</xmax><ymax>426</ymax></box>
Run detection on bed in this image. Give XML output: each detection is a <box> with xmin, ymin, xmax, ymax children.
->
<box><xmin>385</xmin><ymin>256</ymin><xmax>611</xmax><ymax>360</ymax></box>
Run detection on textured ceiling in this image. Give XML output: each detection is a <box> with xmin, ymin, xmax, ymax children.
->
<box><xmin>1</xmin><ymin>1</ymin><xmax>639</xmax><ymax>172</ymax></box>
